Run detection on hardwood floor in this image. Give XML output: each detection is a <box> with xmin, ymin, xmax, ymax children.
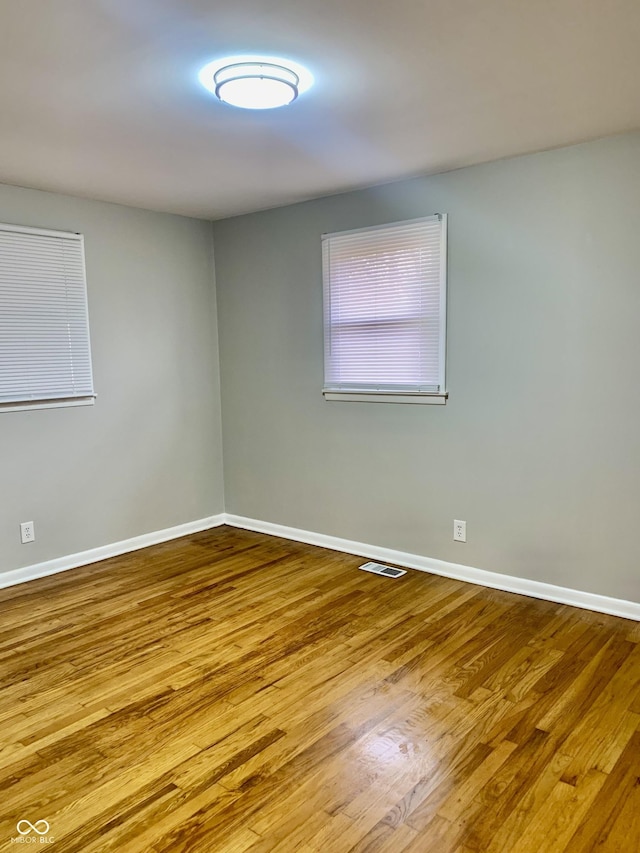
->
<box><xmin>0</xmin><ymin>526</ymin><xmax>639</xmax><ymax>852</ymax></box>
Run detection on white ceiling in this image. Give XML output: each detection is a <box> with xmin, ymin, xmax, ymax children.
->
<box><xmin>0</xmin><ymin>0</ymin><xmax>639</xmax><ymax>220</ymax></box>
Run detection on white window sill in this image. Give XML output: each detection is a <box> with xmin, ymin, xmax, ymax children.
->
<box><xmin>0</xmin><ymin>396</ymin><xmax>96</xmax><ymax>413</ymax></box>
<box><xmin>323</xmin><ymin>390</ymin><xmax>447</xmax><ymax>405</ymax></box>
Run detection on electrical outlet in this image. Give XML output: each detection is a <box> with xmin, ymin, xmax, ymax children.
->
<box><xmin>20</xmin><ymin>521</ymin><xmax>35</xmax><ymax>544</ymax></box>
<box><xmin>453</xmin><ymin>520</ymin><xmax>466</xmax><ymax>543</ymax></box>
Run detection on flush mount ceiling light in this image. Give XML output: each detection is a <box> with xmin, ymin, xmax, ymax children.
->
<box><xmin>198</xmin><ymin>55</ymin><xmax>313</xmax><ymax>110</ymax></box>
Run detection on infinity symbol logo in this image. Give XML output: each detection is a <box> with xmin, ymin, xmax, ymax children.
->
<box><xmin>16</xmin><ymin>819</ymin><xmax>50</xmax><ymax>836</ymax></box>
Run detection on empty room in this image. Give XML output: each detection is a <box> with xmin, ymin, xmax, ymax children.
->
<box><xmin>1</xmin><ymin>1</ymin><xmax>639</xmax><ymax>851</ymax></box>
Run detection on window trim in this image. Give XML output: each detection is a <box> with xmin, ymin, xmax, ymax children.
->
<box><xmin>322</xmin><ymin>213</ymin><xmax>448</xmax><ymax>404</ymax></box>
<box><xmin>0</xmin><ymin>397</ymin><xmax>95</xmax><ymax>414</ymax></box>
<box><xmin>323</xmin><ymin>390</ymin><xmax>447</xmax><ymax>404</ymax></box>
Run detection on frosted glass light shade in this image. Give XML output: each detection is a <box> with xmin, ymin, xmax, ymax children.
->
<box><xmin>215</xmin><ymin>62</ymin><xmax>298</xmax><ymax>109</ymax></box>
<box><xmin>199</xmin><ymin>56</ymin><xmax>313</xmax><ymax>110</ymax></box>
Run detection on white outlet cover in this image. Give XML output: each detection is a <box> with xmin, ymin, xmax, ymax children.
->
<box><xmin>20</xmin><ymin>521</ymin><xmax>35</xmax><ymax>543</ymax></box>
<box><xmin>453</xmin><ymin>520</ymin><xmax>467</xmax><ymax>542</ymax></box>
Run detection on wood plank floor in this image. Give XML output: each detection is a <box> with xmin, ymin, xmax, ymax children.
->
<box><xmin>1</xmin><ymin>526</ymin><xmax>639</xmax><ymax>852</ymax></box>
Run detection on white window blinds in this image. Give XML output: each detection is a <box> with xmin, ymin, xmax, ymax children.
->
<box><xmin>322</xmin><ymin>214</ymin><xmax>447</xmax><ymax>398</ymax></box>
<box><xmin>0</xmin><ymin>223</ymin><xmax>95</xmax><ymax>409</ymax></box>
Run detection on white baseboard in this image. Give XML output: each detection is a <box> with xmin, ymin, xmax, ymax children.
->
<box><xmin>4</xmin><ymin>511</ymin><xmax>638</xmax><ymax>622</ymax></box>
<box><xmin>0</xmin><ymin>514</ymin><xmax>226</xmax><ymax>591</ymax></box>
<box><xmin>224</xmin><ymin>514</ymin><xmax>640</xmax><ymax>622</ymax></box>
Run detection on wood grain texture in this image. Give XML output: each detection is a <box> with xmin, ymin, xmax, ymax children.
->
<box><xmin>0</xmin><ymin>525</ymin><xmax>638</xmax><ymax>852</ymax></box>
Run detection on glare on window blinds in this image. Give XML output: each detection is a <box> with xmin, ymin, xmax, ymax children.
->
<box><xmin>0</xmin><ymin>224</ymin><xmax>94</xmax><ymax>405</ymax></box>
<box><xmin>322</xmin><ymin>215</ymin><xmax>446</xmax><ymax>393</ymax></box>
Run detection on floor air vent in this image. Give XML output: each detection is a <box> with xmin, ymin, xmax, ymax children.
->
<box><xmin>359</xmin><ymin>562</ymin><xmax>407</xmax><ymax>578</ymax></box>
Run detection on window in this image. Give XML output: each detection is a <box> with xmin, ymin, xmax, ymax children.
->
<box><xmin>0</xmin><ymin>223</ymin><xmax>95</xmax><ymax>412</ymax></box>
<box><xmin>322</xmin><ymin>214</ymin><xmax>447</xmax><ymax>404</ymax></box>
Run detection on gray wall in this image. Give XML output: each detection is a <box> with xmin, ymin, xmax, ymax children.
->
<box><xmin>0</xmin><ymin>183</ymin><xmax>224</xmax><ymax>573</ymax></box>
<box><xmin>214</xmin><ymin>132</ymin><xmax>640</xmax><ymax>603</ymax></box>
